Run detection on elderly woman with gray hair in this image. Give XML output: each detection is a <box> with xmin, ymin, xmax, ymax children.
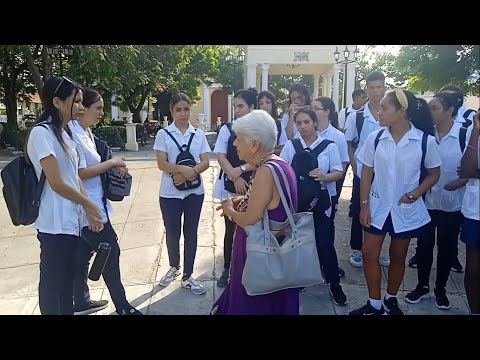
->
<box><xmin>211</xmin><ymin>110</ymin><xmax>300</xmax><ymax>315</ymax></box>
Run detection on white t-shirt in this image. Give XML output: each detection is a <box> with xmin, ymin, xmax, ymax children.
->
<box><xmin>358</xmin><ymin>126</ymin><xmax>442</xmax><ymax>233</ymax></box>
<box><xmin>344</xmin><ymin>103</ymin><xmax>383</xmax><ymax>178</ymax></box>
<box><xmin>68</xmin><ymin>120</ymin><xmax>112</xmax><ymax>225</ymax></box>
<box><xmin>280</xmin><ymin>135</ymin><xmax>343</xmax><ymax>217</ymax></box>
<box><xmin>461</xmin><ymin>125</ymin><xmax>480</xmax><ymax>221</ymax></box>
<box><xmin>424</xmin><ymin>122</ymin><xmax>466</xmax><ymax>212</ymax></box>
<box><xmin>281</xmin><ymin>112</ymin><xmax>298</xmax><ymax>138</ymax></box>
<box><xmin>154</xmin><ymin>122</ymin><xmax>210</xmax><ymax>199</ymax></box>
<box><xmin>27</xmin><ymin>123</ymin><xmax>83</xmax><ymax>236</ymax></box>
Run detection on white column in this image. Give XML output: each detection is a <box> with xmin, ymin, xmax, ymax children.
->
<box><xmin>256</xmin><ymin>75</ymin><xmax>261</xmax><ymax>92</ymax></box>
<box><xmin>111</xmin><ymin>94</ymin><xmax>119</xmax><ymax>121</ymax></box>
<box><xmin>326</xmin><ymin>72</ymin><xmax>332</xmax><ymax>98</ymax></box>
<box><xmin>332</xmin><ymin>64</ymin><xmax>340</xmax><ymax>111</ymax></box>
<box><xmin>261</xmin><ymin>63</ymin><xmax>269</xmax><ymax>91</ymax></box>
<box><xmin>346</xmin><ymin>62</ymin><xmax>357</xmax><ymax>108</ymax></box>
<box><xmin>202</xmin><ymin>84</ymin><xmax>210</xmax><ymax>130</ymax></box>
<box><xmin>246</xmin><ymin>64</ymin><xmax>257</xmax><ymax>89</ymax></box>
<box><xmin>125</xmin><ymin>123</ymin><xmax>138</xmax><ymax>151</ymax></box>
<box><xmin>227</xmin><ymin>94</ymin><xmax>233</xmax><ymax>122</ymax></box>
<box><xmin>313</xmin><ymin>74</ymin><xmax>320</xmax><ymax>99</ymax></box>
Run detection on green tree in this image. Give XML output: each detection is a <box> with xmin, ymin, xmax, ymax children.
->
<box><xmin>395</xmin><ymin>45</ymin><xmax>479</xmax><ymax>95</ymax></box>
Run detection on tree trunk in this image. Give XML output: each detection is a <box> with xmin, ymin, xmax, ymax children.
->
<box><xmin>4</xmin><ymin>92</ymin><xmax>18</xmax><ymax>131</ymax></box>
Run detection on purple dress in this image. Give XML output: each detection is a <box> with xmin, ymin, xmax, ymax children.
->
<box><xmin>211</xmin><ymin>159</ymin><xmax>300</xmax><ymax>315</ymax></box>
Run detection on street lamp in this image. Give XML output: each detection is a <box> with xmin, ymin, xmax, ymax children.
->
<box><xmin>225</xmin><ymin>48</ymin><xmax>246</xmax><ymax>94</ymax></box>
<box><xmin>46</xmin><ymin>45</ymin><xmax>75</xmax><ymax>76</ymax></box>
<box><xmin>334</xmin><ymin>45</ymin><xmax>360</xmax><ymax>108</ymax></box>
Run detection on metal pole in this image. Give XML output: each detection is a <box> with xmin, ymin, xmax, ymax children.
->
<box><xmin>233</xmin><ymin>64</ymin><xmax>237</xmax><ymax>94</ymax></box>
<box><xmin>60</xmin><ymin>58</ymin><xmax>64</xmax><ymax>76</ymax></box>
<box><xmin>344</xmin><ymin>63</ymin><xmax>348</xmax><ymax>109</ymax></box>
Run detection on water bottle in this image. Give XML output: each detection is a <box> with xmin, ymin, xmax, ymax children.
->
<box><xmin>88</xmin><ymin>242</ymin><xmax>111</xmax><ymax>281</ymax></box>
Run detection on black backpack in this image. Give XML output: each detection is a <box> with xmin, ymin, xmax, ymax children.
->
<box><xmin>1</xmin><ymin>123</ymin><xmax>48</xmax><ymax>226</ymax></box>
<box><xmin>351</xmin><ymin>110</ymin><xmax>365</xmax><ymax>150</ymax></box>
<box><xmin>222</xmin><ymin>123</ymin><xmax>253</xmax><ymax>193</ymax></box>
<box><xmin>274</xmin><ymin>119</ymin><xmax>282</xmax><ymax>146</ymax></box>
<box><xmin>463</xmin><ymin>109</ymin><xmax>476</xmax><ymax>126</ymax></box>
<box><xmin>163</xmin><ymin>128</ymin><xmax>201</xmax><ymax>191</ymax></box>
<box><xmin>291</xmin><ymin>138</ymin><xmax>333</xmax><ymax>213</ymax></box>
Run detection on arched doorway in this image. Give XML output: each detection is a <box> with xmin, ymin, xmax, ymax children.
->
<box><xmin>211</xmin><ymin>90</ymin><xmax>228</xmax><ymax>127</ymax></box>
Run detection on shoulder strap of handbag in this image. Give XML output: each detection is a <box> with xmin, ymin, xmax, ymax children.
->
<box><xmin>264</xmin><ymin>162</ymin><xmax>298</xmax><ymax>234</ymax></box>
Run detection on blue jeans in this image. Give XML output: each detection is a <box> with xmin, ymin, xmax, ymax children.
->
<box><xmin>37</xmin><ymin>232</ymin><xmax>79</xmax><ymax>315</ymax></box>
<box><xmin>159</xmin><ymin>194</ymin><xmax>204</xmax><ymax>277</ymax></box>
<box><xmin>73</xmin><ymin>221</ymin><xmax>129</xmax><ymax>312</ymax></box>
<box><xmin>314</xmin><ymin>211</ymin><xmax>340</xmax><ymax>285</ymax></box>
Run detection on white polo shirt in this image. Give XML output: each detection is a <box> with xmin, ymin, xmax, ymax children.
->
<box><xmin>461</xmin><ymin>125</ymin><xmax>480</xmax><ymax>221</ymax></box>
<box><xmin>358</xmin><ymin>126</ymin><xmax>442</xmax><ymax>233</ymax></box>
<box><xmin>68</xmin><ymin>120</ymin><xmax>112</xmax><ymax>225</ymax></box>
<box><xmin>338</xmin><ymin>106</ymin><xmax>363</xmax><ymax>132</ymax></box>
<box><xmin>280</xmin><ymin>135</ymin><xmax>343</xmax><ymax>217</ymax></box>
<box><xmin>456</xmin><ymin>105</ymin><xmax>476</xmax><ymax>123</ymax></box>
<box><xmin>154</xmin><ymin>122</ymin><xmax>210</xmax><ymax>199</ymax></box>
<box><xmin>281</xmin><ymin>112</ymin><xmax>298</xmax><ymax>138</ymax></box>
<box><xmin>27</xmin><ymin>123</ymin><xmax>83</xmax><ymax>236</ymax></box>
<box><xmin>425</xmin><ymin>122</ymin><xmax>466</xmax><ymax>212</ymax></box>
<box><xmin>212</xmin><ymin>123</ymin><xmax>240</xmax><ymax>199</ymax></box>
<box><xmin>344</xmin><ymin>102</ymin><xmax>383</xmax><ymax>178</ymax></box>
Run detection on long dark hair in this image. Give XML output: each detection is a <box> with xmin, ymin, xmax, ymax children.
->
<box><xmin>82</xmin><ymin>87</ymin><xmax>102</xmax><ymax>108</ymax></box>
<box><xmin>287</xmin><ymin>83</ymin><xmax>311</xmax><ymax>107</ymax></box>
<box><xmin>33</xmin><ymin>76</ymin><xmax>83</xmax><ymax>152</ymax></box>
<box><xmin>314</xmin><ymin>97</ymin><xmax>339</xmax><ymax>130</ymax></box>
<box><xmin>257</xmin><ymin>90</ymin><xmax>278</xmax><ymax>119</ymax></box>
<box><xmin>387</xmin><ymin>89</ymin><xmax>434</xmax><ymax>136</ymax></box>
<box><xmin>234</xmin><ymin>87</ymin><xmax>258</xmax><ymax>108</ymax></box>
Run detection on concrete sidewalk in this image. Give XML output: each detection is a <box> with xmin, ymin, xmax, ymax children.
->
<box><xmin>0</xmin><ymin>157</ymin><xmax>471</xmax><ymax>315</ymax></box>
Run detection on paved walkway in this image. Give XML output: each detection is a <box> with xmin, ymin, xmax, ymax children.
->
<box><xmin>0</xmin><ymin>153</ymin><xmax>471</xmax><ymax>315</ymax></box>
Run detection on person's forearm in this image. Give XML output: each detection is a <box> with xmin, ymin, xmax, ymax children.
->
<box><xmin>460</xmin><ymin>129</ymin><xmax>479</xmax><ymax>178</ymax></box>
<box><xmin>79</xmin><ymin>159</ymin><xmax>115</xmax><ymax>180</ymax></box>
<box><xmin>347</xmin><ymin>141</ymin><xmax>356</xmax><ymax>169</ymax></box>
<box><xmin>193</xmin><ymin>158</ymin><xmax>209</xmax><ymax>174</ymax></box>
<box><xmin>218</xmin><ymin>154</ymin><xmax>237</xmax><ymax>178</ymax></box>
<box><xmin>411</xmin><ymin>172</ymin><xmax>440</xmax><ymax>198</ymax></box>
<box><xmin>360</xmin><ymin>166</ymin><xmax>373</xmax><ymax>204</ymax></box>
<box><xmin>322</xmin><ymin>171</ymin><xmax>344</xmax><ymax>183</ymax></box>
<box><xmin>51</xmin><ymin>180</ymin><xmax>91</xmax><ymax>207</ymax></box>
<box><xmin>156</xmin><ymin>157</ymin><xmax>189</xmax><ymax>174</ymax></box>
<box><xmin>228</xmin><ymin>208</ymin><xmax>261</xmax><ymax>228</ymax></box>
<box><xmin>286</xmin><ymin>117</ymin><xmax>295</xmax><ymax>140</ymax></box>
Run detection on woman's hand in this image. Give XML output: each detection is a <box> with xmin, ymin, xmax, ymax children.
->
<box><xmin>110</xmin><ymin>155</ymin><xmax>126</xmax><ymax>168</ymax></box>
<box><xmin>359</xmin><ymin>204</ymin><xmax>371</xmax><ymax>228</ymax></box>
<box><xmin>398</xmin><ymin>193</ymin><xmax>417</xmax><ymax>205</ymax></box>
<box><xmin>83</xmin><ymin>200</ymin><xmax>104</xmax><ymax>233</ymax></box>
<box><xmin>180</xmin><ymin>166</ymin><xmax>197</xmax><ymax>181</ymax></box>
<box><xmin>115</xmin><ymin>166</ymin><xmax>129</xmax><ymax>178</ymax></box>
<box><xmin>216</xmin><ymin>196</ymin><xmax>235</xmax><ymax>219</ymax></box>
<box><xmin>234</xmin><ymin>177</ymin><xmax>248</xmax><ymax>195</ymax></box>
<box><xmin>172</xmin><ymin>172</ymin><xmax>187</xmax><ymax>186</ymax></box>
<box><xmin>309</xmin><ymin>168</ymin><xmax>326</xmax><ymax>181</ymax></box>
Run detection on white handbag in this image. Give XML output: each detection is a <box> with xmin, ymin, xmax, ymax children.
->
<box><xmin>242</xmin><ymin>161</ymin><xmax>323</xmax><ymax>296</ymax></box>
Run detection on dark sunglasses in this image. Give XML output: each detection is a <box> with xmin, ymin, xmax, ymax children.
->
<box><xmin>53</xmin><ymin>76</ymin><xmax>75</xmax><ymax>97</ymax></box>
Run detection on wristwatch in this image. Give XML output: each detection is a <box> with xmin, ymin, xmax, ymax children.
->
<box><xmin>240</xmin><ymin>165</ymin><xmax>247</xmax><ymax>173</ymax></box>
<box><xmin>407</xmin><ymin>193</ymin><xmax>416</xmax><ymax>202</ymax></box>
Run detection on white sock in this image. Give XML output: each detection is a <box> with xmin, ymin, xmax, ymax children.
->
<box><xmin>369</xmin><ymin>298</ymin><xmax>382</xmax><ymax>310</ymax></box>
<box><xmin>385</xmin><ymin>293</ymin><xmax>396</xmax><ymax>300</ymax></box>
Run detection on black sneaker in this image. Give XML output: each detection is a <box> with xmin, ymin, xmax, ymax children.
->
<box><xmin>451</xmin><ymin>258</ymin><xmax>463</xmax><ymax>273</ymax></box>
<box><xmin>74</xmin><ymin>300</ymin><xmax>109</xmax><ymax>315</ymax></box>
<box><xmin>434</xmin><ymin>287</ymin><xmax>451</xmax><ymax>310</ymax></box>
<box><xmin>329</xmin><ymin>283</ymin><xmax>347</xmax><ymax>306</ymax></box>
<box><xmin>383</xmin><ymin>296</ymin><xmax>404</xmax><ymax>315</ymax></box>
<box><xmin>405</xmin><ymin>285</ymin><xmax>430</xmax><ymax>304</ymax></box>
<box><xmin>217</xmin><ymin>270</ymin><xmax>229</xmax><ymax>288</ymax></box>
<box><xmin>117</xmin><ymin>307</ymin><xmax>143</xmax><ymax>315</ymax></box>
<box><xmin>408</xmin><ymin>254</ymin><xmax>418</xmax><ymax>268</ymax></box>
<box><xmin>337</xmin><ymin>266</ymin><xmax>346</xmax><ymax>278</ymax></box>
<box><xmin>349</xmin><ymin>301</ymin><xmax>386</xmax><ymax>315</ymax></box>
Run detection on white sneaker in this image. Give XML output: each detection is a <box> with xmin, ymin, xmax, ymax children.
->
<box><xmin>159</xmin><ymin>266</ymin><xmax>181</xmax><ymax>287</ymax></box>
<box><xmin>379</xmin><ymin>255</ymin><xmax>390</xmax><ymax>267</ymax></box>
<box><xmin>181</xmin><ymin>276</ymin><xmax>207</xmax><ymax>295</ymax></box>
<box><xmin>349</xmin><ymin>250</ymin><xmax>363</xmax><ymax>267</ymax></box>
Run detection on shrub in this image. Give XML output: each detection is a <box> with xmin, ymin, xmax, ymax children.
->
<box><xmin>92</xmin><ymin>126</ymin><xmax>125</xmax><ymax>149</ymax></box>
